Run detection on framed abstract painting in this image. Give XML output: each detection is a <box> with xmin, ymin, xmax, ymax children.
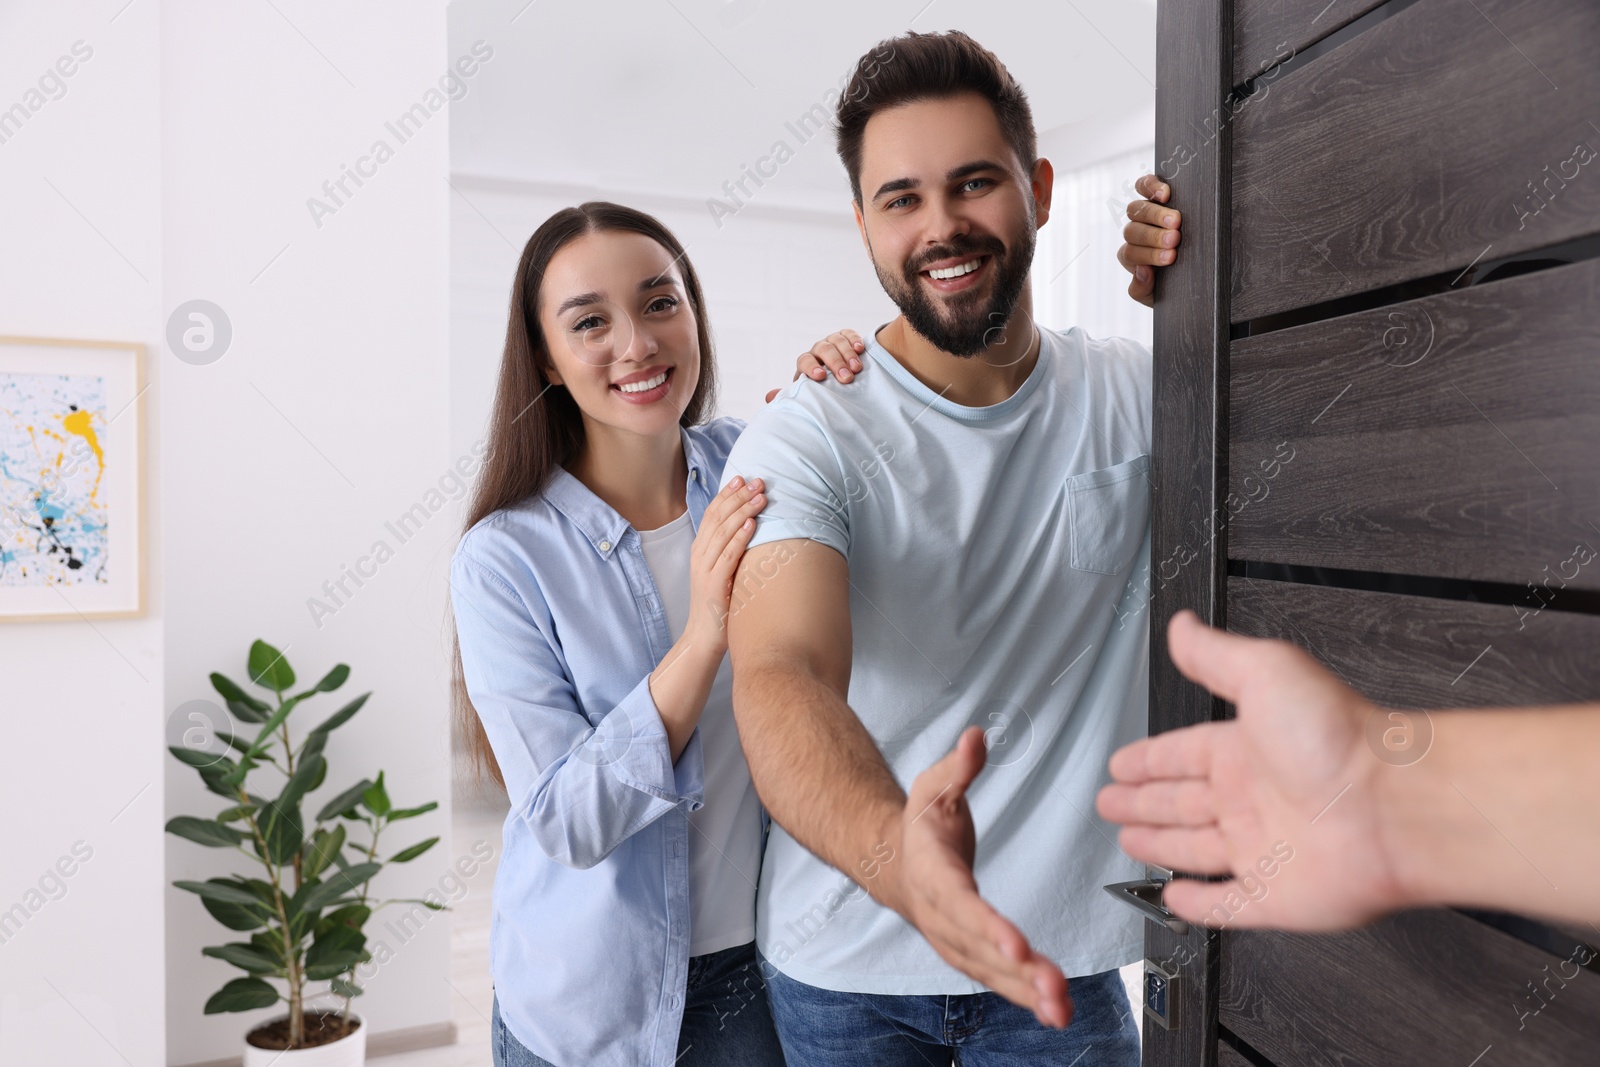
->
<box><xmin>0</xmin><ymin>336</ymin><xmax>145</xmax><ymax>620</ymax></box>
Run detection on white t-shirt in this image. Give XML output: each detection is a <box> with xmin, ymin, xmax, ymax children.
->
<box><xmin>718</xmin><ymin>325</ymin><xmax>1151</xmax><ymax>993</ymax></box>
<box><xmin>637</xmin><ymin>509</ymin><xmax>762</xmax><ymax>957</ymax></box>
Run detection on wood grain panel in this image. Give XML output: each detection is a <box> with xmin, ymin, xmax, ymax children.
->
<box><xmin>1151</xmin><ymin>0</ymin><xmax>1232</xmax><ymax>1060</ymax></box>
<box><xmin>1232</xmin><ymin>0</ymin><xmax>1386</xmax><ymax>84</ymax></box>
<box><xmin>1227</xmin><ymin>578</ymin><xmax>1600</xmax><ymax>710</ymax></box>
<box><xmin>1216</xmin><ymin>1042</ymin><xmax>1256</xmax><ymax>1067</ymax></box>
<box><xmin>1227</xmin><ymin>259</ymin><xmax>1600</xmax><ymax>587</ymax></box>
<box><xmin>1230</xmin><ymin>0</ymin><xmax>1600</xmax><ymax>321</ymax></box>
<box><xmin>1221</xmin><ymin>909</ymin><xmax>1600</xmax><ymax>1066</ymax></box>
<box><xmin>1153</xmin><ymin>0</ymin><xmax>1230</xmax><ymax>740</ymax></box>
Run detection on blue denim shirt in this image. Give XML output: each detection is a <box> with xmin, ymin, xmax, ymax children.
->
<box><xmin>450</xmin><ymin>416</ymin><xmax>748</xmax><ymax>1067</ymax></box>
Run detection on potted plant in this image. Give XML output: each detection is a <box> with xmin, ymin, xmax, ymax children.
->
<box><xmin>166</xmin><ymin>640</ymin><xmax>443</xmax><ymax>1065</ymax></box>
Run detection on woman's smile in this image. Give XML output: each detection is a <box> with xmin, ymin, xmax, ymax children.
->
<box><xmin>611</xmin><ymin>364</ymin><xmax>675</xmax><ymax>404</ymax></box>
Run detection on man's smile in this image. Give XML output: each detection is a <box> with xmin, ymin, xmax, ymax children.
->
<box><xmin>919</xmin><ymin>253</ymin><xmax>992</xmax><ymax>294</ymax></box>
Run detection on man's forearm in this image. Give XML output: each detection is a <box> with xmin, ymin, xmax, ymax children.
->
<box><xmin>1381</xmin><ymin>703</ymin><xmax>1600</xmax><ymax>927</ymax></box>
<box><xmin>734</xmin><ymin>660</ymin><xmax>910</xmax><ymax>901</ymax></box>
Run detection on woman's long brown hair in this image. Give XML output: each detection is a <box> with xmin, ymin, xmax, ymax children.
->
<box><xmin>449</xmin><ymin>202</ymin><xmax>719</xmax><ymax>793</ymax></box>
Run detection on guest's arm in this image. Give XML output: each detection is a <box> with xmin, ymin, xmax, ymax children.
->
<box><xmin>1097</xmin><ymin>609</ymin><xmax>1600</xmax><ymax>931</ymax></box>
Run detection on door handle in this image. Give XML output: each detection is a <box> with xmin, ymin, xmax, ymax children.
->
<box><xmin>1103</xmin><ymin>866</ymin><xmax>1190</xmax><ymax>935</ymax></box>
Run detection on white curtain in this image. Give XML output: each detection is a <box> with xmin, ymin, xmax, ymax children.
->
<box><xmin>1031</xmin><ymin>145</ymin><xmax>1155</xmax><ymax>350</ymax></box>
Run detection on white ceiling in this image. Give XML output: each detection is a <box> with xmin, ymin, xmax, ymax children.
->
<box><xmin>449</xmin><ymin>0</ymin><xmax>1157</xmax><ymax>211</ymax></box>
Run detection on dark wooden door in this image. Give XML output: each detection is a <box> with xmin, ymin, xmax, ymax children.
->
<box><xmin>1141</xmin><ymin>1</ymin><xmax>1600</xmax><ymax>1063</ymax></box>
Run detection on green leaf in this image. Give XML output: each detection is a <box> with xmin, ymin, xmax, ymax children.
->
<box><xmin>299</xmin><ymin>729</ymin><xmax>329</xmax><ymax>767</ymax></box>
<box><xmin>202</xmin><ymin>942</ymin><xmax>280</xmax><ymax>975</ymax></box>
<box><xmin>279</xmin><ymin>754</ymin><xmax>326</xmax><ymax>811</ymax></box>
<box><xmin>296</xmin><ymin>664</ymin><xmax>350</xmax><ymax>698</ymax></box>
<box><xmin>304</xmin><ymin>924</ymin><xmax>365</xmax><ymax>979</ymax></box>
<box><xmin>224</xmin><ymin>697</ymin><xmax>269</xmax><ymax>724</ymax></box>
<box><xmin>304</xmin><ymin>956</ymin><xmax>363</xmax><ymax>981</ymax></box>
<box><xmin>286</xmin><ymin>908</ymin><xmax>317</xmax><ymax>945</ymax></box>
<box><xmin>169</xmin><ymin>745</ymin><xmax>227</xmax><ymax>770</ymax></box>
<box><xmin>302</xmin><ymin>824</ymin><xmax>346</xmax><ymax>882</ymax></box>
<box><xmin>187</xmin><ymin>878</ymin><xmax>274</xmax><ymax>932</ymax></box>
<box><xmin>361</xmin><ymin>771</ymin><xmax>391</xmax><ymax>818</ymax></box>
<box><xmin>247</xmin><ymin>696</ymin><xmax>302</xmax><ymax>756</ymax></box>
<box><xmin>386</xmin><ymin>801</ymin><xmax>439</xmax><ymax>821</ymax></box>
<box><xmin>329</xmin><ymin>976</ymin><xmax>364</xmax><ymax>999</ymax></box>
<box><xmin>318</xmin><ymin>903</ymin><xmax>371</xmax><ymax>937</ymax></box>
<box><xmin>316</xmin><ymin>779</ymin><xmax>373</xmax><ymax>823</ymax></box>
<box><xmin>214</xmin><ymin>727</ymin><xmax>256</xmax><ymax>755</ymax></box>
<box><xmin>211</xmin><ymin>672</ymin><xmax>271</xmax><ymax>714</ymax></box>
<box><xmin>387</xmin><ymin>837</ymin><xmax>439</xmax><ymax>864</ymax></box>
<box><xmin>313</xmin><ymin>925</ymin><xmax>365</xmax><ymax>956</ymax></box>
<box><xmin>311</xmin><ymin>896</ymin><xmax>364</xmax><ymax>914</ymax></box>
<box><xmin>308</xmin><ymin>693</ymin><xmax>370</xmax><ymax>738</ymax></box>
<box><xmin>204</xmin><ymin>977</ymin><xmax>280</xmax><ymax>1014</ymax></box>
<box><xmin>387</xmin><ymin>896</ymin><xmax>448</xmax><ymax>911</ymax></box>
<box><xmin>166</xmin><ymin>816</ymin><xmax>244</xmax><ymax>849</ymax></box>
<box><xmin>256</xmin><ymin>801</ymin><xmax>304</xmax><ymax>866</ymax></box>
<box><xmin>241</xmin><ymin>878</ymin><xmax>279</xmax><ymax>907</ymax></box>
<box><xmin>203</xmin><ymin>897</ymin><xmax>270</xmax><ymax>931</ymax></box>
<box><xmin>323</xmin><ymin>861</ymin><xmax>380</xmax><ymax>901</ymax></box>
<box><xmin>250</xmin><ymin>930</ymin><xmax>283</xmax><ymax>955</ymax></box>
<box><xmin>198</xmin><ymin>764</ymin><xmax>243</xmax><ymax>800</ymax></box>
<box><xmin>175</xmin><ymin>878</ymin><xmax>265</xmax><ymax>907</ymax></box>
<box><xmin>248</xmin><ymin>640</ymin><xmax>296</xmax><ymax>692</ymax></box>
<box><xmin>219</xmin><ymin>753</ymin><xmax>257</xmax><ymax>790</ymax></box>
<box><xmin>216</xmin><ymin>802</ymin><xmax>259</xmax><ymax>823</ymax></box>
<box><xmin>295</xmin><ymin>863</ymin><xmax>381</xmax><ymax>914</ymax></box>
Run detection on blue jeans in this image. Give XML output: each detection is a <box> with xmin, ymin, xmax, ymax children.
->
<box><xmin>763</xmin><ymin>960</ymin><xmax>1140</xmax><ymax>1067</ymax></box>
<box><xmin>491</xmin><ymin>940</ymin><xmax>786</xmax><ymax>1067</ymax></box>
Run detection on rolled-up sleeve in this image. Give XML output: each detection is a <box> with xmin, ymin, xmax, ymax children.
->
<box><xmin>450</xmin><ymin>549</ymin><xmax>704</xmax><ymax>870</ymax></box>
<box><xmin>718</xmin><ymin>396</ymin><xmax>850</xmax><ymax>558</ymax></box>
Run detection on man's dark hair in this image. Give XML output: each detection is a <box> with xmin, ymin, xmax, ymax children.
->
<box><xmin>835</xmin><ymin>31</ymin><xmax>1038</xmax><ymax>205</ymax></box>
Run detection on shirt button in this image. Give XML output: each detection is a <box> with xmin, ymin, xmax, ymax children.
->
<box><xmin>598</xmin><ymin>540</ymin><xmax>611</xmax><ymax>552</ymax></box>
<box><xmin>690</xmin><ymin>470</ymin><xmax>699</xmax><ymax>482</ymax></box>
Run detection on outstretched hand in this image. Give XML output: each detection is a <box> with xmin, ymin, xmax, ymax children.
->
<box><xmin>884</xmin><ymin>726</ymin><xmax>1072</xmax><ymax>1029</ymax></box>
<box><xmin>1096</xmin><ymin>610</ymin><xmax>1412</xmax><ymax>931</ymax></box>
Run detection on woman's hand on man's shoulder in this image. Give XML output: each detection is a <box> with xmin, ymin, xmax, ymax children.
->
<box><xmin>765</xmin><ymin>329</ymin><xmax>866</xmax><ymax>403</ymax></box>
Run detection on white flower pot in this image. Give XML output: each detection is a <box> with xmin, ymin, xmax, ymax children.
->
<box><xmin>242</xmin><ymin>1013</ymin><xmax>365</xmax><ymax>1067</ymax></box>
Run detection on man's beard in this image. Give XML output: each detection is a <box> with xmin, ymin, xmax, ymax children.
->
<box><xmin>874</xmin><ymin>227</ymin><xmax>1035</xmax><ymax>358</ymax></box>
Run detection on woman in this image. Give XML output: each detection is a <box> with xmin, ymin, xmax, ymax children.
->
<box><xmin>448</xmin><ymin>200</ymin><xmax>864</xmax><ymax>1067</ymax></box>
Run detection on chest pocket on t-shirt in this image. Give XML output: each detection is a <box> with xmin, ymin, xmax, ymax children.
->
<box><xmin>1065</xmin><ymin>454</ymin><xmax>1151</xmax><ymax>575</ymax></box>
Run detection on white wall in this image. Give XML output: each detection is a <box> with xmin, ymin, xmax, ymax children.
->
<box><xmin>0</xmin><ymin>3</ymin><xmax>166</xmax><ymax>1065</ymax></box>
<box><xmin>160</xmin><ymin>1</ymin><xmax>455</xmax><ymax>1063</ymax></box>
<box><xmin>1033</xmin><ymin>130</ymin><xmax>1155</xmax><ymax>350</ymax></box>
<box><xmin>0</xmin><ymin>2</ymin><xmax>456</xmax><ymax>1065</ymax></box>
<box><xmin>446</xmin><ymin>0</ymin><xmax>1156</xmax><ymax>212</ymax></box>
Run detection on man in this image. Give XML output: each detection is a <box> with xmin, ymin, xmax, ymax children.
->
<box><xmin>718</xmin><ymin>30</ymin><xmax>1176</xmax><ymax>1064</ymax></box>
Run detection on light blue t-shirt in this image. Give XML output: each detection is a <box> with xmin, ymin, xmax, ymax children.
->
<box><xmin>719</xmin><ymin>324</ymin><xmax>1152</xmax><ymax>995</ymax></box>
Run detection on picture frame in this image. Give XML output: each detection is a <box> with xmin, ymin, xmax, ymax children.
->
<box><xmin>0</xmin><ymin>336</ymin><xmax>146</xmax><ymax>621</ymax></box>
